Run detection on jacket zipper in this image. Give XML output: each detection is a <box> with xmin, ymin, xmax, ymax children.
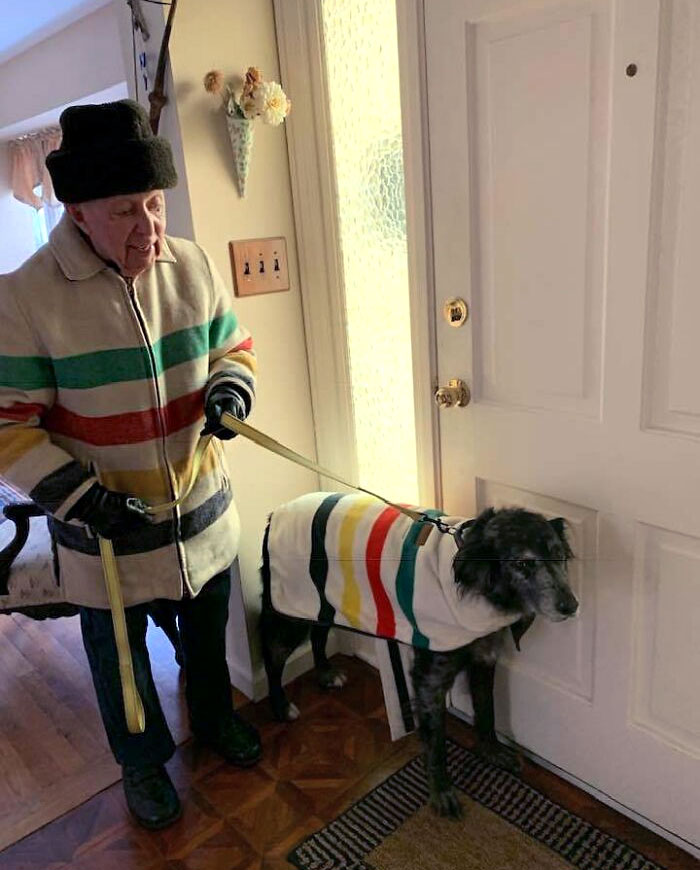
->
<box><xmin>124</xmin><ymin>276</ymin><xmax>189</xmax><ymax>597</ymax></box>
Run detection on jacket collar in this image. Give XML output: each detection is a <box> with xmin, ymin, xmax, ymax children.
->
<box><xmin>49</xmin><ymin>212</ymin><xmax>177</xmax><ymax>281</ymax></box>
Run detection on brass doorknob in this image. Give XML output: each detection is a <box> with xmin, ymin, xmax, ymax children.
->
<box><xmin>434</xmin><ymin>378</ymin><xmax>471</xmax><ymax>408</ymax></box>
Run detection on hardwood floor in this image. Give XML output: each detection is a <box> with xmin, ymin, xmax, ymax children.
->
<box><xmin>0</xmin><ymin>611</ymin><xmax>190</xmax><ymax>852</ymax></box>
<box><xmin>0</xmin><ymin>649</ymin><xmax>696</xmax><ymax>870</ymax></box>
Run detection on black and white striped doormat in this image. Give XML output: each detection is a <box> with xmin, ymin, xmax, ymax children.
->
<box><xmin>288</xmin><ymin>739</ymin><xmax>664</xmax><ymax>870</ymax></box>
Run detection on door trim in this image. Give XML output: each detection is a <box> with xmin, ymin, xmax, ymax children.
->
<box><xmin>396</xmin><ymin>0</ymin><xmax>441</xmax><ymax>507</ymax></box>
<box><xmin>273</xmin><ymin>0</ymin><xmax>440</xmax><ymax>506</ymax></box>
<box><xmin>273</xmin><ymin>0</ymin><xmax>358</xmax><ymax>485</ymax></box>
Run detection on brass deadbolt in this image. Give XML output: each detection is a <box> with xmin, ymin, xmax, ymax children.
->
<box><xmin>443</xmin><ymin>297</ymin><xmax>469</xmax><ymax>327</ymax></box>
<box><xmin>434</xmin><ymin>378</ymin><xmax>471</xmax><ymax>409</ymax></box>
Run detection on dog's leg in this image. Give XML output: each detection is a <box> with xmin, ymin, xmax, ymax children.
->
<box><xmin>260</xmin><ymin>608</ymin><xmax>309</xmax><ymax>721</ymax></box>
<box><xmin>310</xmin><ymin>624</ymin><xmax>347</xmax><ymax>690</ymax></box>
<box><xmin>467</xmin><ymin>659</ymin><xmax>523</xmax><ymax>774</ymax></box>
<box><xmin>412</xmin><ymin>648</ymin><xmax>464</xmax><ymax>819</ymax></box>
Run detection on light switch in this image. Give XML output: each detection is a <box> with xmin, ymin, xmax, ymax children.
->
<box><xmin>229</xmin><ymin>237</ymin><xmax>290</xmax><ymax>296</ymax></box>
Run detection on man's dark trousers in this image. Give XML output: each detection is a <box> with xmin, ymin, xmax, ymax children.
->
<box><xmin>79</xmin><ymin>566</ymin><xmax>233</xmax><ymax>767</ymax></box>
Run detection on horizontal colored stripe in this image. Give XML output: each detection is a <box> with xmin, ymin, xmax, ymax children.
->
<box><xmin>209</xmin><ymin>311</ymin><xmax>239</xmax><ymax>349</ymax></box>
<box><xmin>50</xmin><ymin>486</ymin><xmax>232</xmax><ymax>557</ymax></box>
<box><xmin>339</xmin><ymin>496</ymin><xmax>374</xmax><ymax>629</ymax></box>
<box><xmin>396</xmin><ymin>510</ymin><xmax>444</xmax><ymax>649</ymax></box>
<box><xmin>231</xmin><ymin>335</ymin><xmax>253</xmax><ymax>353</ymax></box>
<box><xmin>100</xmin><ymin>444</ymin><xmax>219</xmax><ymax>501</ymax></box>
<box><xmin>366</xmin><ymin>506</ymin><xmax>400</xmax><ymax>638</ymax></box>
<box><xmin>30</xmin><ymin>461</ymin><xmax>92</xmax><ymax>514</ymax></box>
<box><xmin>0</xmin><ymin>402</ymin><xmax>46</xmax><ymax>423</ymax></box>
<box><xmin>0</xmin><ymin>428</ymin><xmax>46</xmax><ymax>474</ymax></box>
<box><xmin>224</xmin><ymin>349</ymin><xmax>257</xmax><ymax>375</ymax></box>
<box><xmin>0</xmin><ymin>314</ymin><xmax>239</xmax><ymax>393</ymax></box>
<box><xmin>0</xmin><ymin>356</ymin><xmax>55</xmax><ymax>392</ymax></box>
<box><xmin>44</xmin><ymin>388</ymin><xmax>205</xmax><ymax>446</ymax></box>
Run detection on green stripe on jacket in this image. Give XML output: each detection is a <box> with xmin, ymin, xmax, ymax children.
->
<box><xmin>0</xmin><ymin>312</ymin><xmax>239</xmax><ymax>392</ymax></box>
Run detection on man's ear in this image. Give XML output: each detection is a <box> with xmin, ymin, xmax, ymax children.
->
<box><xmin>65</xmin><ymin>203</ymin><xmax>86</xmax><ymax>228</ymax></box>
<box><xmin>510</xmin><ymin>614</ymin><xmax>536</xmax><ymax>651</ymax></box>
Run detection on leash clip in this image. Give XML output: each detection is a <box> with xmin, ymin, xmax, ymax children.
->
<box><xmin>425</xmin><ymin>515</ymin><xmax>459</xmax><ymax>536</ymax></box>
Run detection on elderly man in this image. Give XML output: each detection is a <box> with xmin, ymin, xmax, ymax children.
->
<box><xmin>0</xmin><ymin>100</ymin><xmax>260</xmax><ymax>829</ymax></box>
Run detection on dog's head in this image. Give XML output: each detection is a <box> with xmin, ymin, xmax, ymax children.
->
<box><xmin>452</xmin><ymin>507</ymin><xmax>578</xmax><ymax>641</ymax></box>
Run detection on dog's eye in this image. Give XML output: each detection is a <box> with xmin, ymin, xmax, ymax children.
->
<box><xmin>513</xmin><ymin>559</ymin><xmax>535</xmax><ymax>573</ymax></box>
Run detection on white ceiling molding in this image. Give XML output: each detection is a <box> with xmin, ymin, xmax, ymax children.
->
<box><xmin>0</xmin><ymin>0</ymin><xmax>111</xmax><ymax>66</ymax></box>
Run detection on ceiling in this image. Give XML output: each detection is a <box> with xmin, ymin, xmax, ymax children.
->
<box><xmin>0</xmin><ymin>0</ymin><xmax>112</xmax><ymax>65</ymax></box>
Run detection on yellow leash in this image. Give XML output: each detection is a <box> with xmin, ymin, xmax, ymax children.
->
<box><xmin>217</xmin><ymin>412</ymin><xmax>426</xmax><ymax>522</ymax></box>
<box><xmin>98</xmin><ymin>434</ymin><xmax>214</xmax><ymax>734</ymax></box>
<box><xmin>101</xmin><ymin>414</ymin><xmax>431</xmax><ymax>734</ymax></box>
<box><xmin>98</xmin><ymin>537</ymin><xmax>146</xmax><ymax>734</ymax></box>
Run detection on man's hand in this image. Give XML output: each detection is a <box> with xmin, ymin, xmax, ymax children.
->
<box><xmin>65</xmin><ymin>482</ymin><xmax>151</xmax><ymax>539</ymax></box>
<box><xmin>202</xmin><ymin>386</ymin><xmax>248</xmax><ymax>441</ymax></box>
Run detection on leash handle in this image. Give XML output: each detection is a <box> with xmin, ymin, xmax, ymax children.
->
<box><xmin>98</xmin><ymin>537</ymin><xmax>145</xmax><ymax>734</ymax></box>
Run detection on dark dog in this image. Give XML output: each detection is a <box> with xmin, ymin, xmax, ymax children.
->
<box><xmin>260</xmin><ymin>498</ymin><xmax>578</xmax><ymax>817</ymax></box>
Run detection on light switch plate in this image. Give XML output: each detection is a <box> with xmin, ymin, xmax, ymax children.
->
<box><xmin>229</xmin><ymin>237</ymin><xmax>290</xmax><ymax>296</ymax></box>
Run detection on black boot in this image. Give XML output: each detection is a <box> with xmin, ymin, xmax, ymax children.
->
<box><xmin>195</xmin><ymin>712</ymin><xmax>262</xmax><ymax>767</ymax></box>
<box><xmin>122</xmin><ymin>764</ymin><xmax>182</xmax><ymax>830</ymax></box>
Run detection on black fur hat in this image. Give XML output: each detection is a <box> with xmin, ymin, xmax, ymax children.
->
<box><xmin>45</xmin><ymin>99</ymin><xmax>178</xmax><ymax>204</ymax></box>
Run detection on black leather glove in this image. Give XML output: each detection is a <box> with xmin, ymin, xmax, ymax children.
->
<box><xmin>65</xmin><ymin>482</ymin><xmax>151</xmax><ymax>539</ymax></box>
<box><xmin>202</xmin><ymin>385</ymin><xmax>248</xmax><ymax>441</ymax></box>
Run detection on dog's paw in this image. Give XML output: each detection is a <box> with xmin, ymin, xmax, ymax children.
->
<box><xmin>283</xmin><ymin>701</ymin><xmax>300</xmax><ymax>721</ymax></box>
<box><xmin>475</xmin><ymin>740</ymin><xmax>523</xmax><ymax>775</ymax></box>
<box><xmin>271</xmin><ymin>700</ymin><xmax>300</xmax><ymax>722</ymax></box>
<box><xmin>429</xmin><ymin>786</ymin><xmax>463</xmax><ymax>819</ymax></box>
<box><xmin>317</xmin><ymin>667</ymin><xmax>348</xmax><ymax>690</ymax></box>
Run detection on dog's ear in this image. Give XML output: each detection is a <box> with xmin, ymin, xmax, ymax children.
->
<box><xmin>549</xmin><ymin>517</ymin><xmax>574</xmax><ymax>558</ymax></box>
<box><xmin>510</xmin><ymin>614</ymin><xmax>536</xmax><ymax>651</ymax></box>
<box><xmin>453</xmin><ymin>507</ymin><xmax>498</xmax><ymax>596</ymax></box>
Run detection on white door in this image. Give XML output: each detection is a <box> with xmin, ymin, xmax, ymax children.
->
<box><xmin>424</xmin><ymin>0</ymin><xmax>699</xmax><ymax>852</ymax></box>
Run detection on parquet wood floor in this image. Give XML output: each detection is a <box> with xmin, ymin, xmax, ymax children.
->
<box><xmin>0</xmin><ymin>612</ymin><xmax>191</xmax><ymax>852</ymax></box>
<box><xmin>0</xmin><ymin>652</ymin><xmax>696</xmax><ymax>870</ymax></box>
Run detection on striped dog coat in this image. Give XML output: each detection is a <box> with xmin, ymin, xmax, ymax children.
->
<box><xmin>268</xmin><ymin>492</ymin><xmax>521</xmax><ymax>653</ymax></box>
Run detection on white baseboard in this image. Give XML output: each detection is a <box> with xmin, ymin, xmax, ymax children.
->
<box><xmin>449</xmin><ymin>706</ymin><xmax>700</xmax><ymax>860</ymax></box>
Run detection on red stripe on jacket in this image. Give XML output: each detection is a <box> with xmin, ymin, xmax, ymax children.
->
<box><xmin>365</xmin><ymin>506</ymin><xmax>400</xmax><ymax>637</ymax></box>
<box><xmin>43</xmin><ymin>389</ymin><xmax>205</xmax><ymax>446</ymax></box>
<box><xmin>232</xmin><ymin>336</ymin><xmax>254</xmax><ymax>352</ymax></box>
<box><xmin>0</xmin><ymin>402</ymin><xmax>47</xmax><ymax>423</ymax></box>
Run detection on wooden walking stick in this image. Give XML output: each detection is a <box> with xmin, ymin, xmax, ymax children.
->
<box><xmin>148</xmin><ymin>0</ymin><xmax>179</xmax><ymax>134</ymax></box>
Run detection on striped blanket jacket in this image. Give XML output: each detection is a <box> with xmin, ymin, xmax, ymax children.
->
<box><xmin>0</xmin><ymin>214</ymin><xmax>256</xmax><ymax>608</ymax></box>
<box><xmin>268</xmin><ymin>492</ymin><xmax>520</xmax><ymax>653</ymax></box>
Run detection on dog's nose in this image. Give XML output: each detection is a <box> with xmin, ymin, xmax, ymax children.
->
<box><xmin>557</xmin><ymin>591</ymin><xmax>579</xmax><ymax>617</ymax></box>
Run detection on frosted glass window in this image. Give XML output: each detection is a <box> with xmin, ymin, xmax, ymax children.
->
<box><xmin>321</xmin><ymin>0</ymin><xmax>419</xmax><ymax>504</ymax></box>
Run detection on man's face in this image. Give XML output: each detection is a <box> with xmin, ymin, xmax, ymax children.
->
<box><xmin>67</xmin><ymin>190</ymin><xmax>167</xmax><ymax>279</ymax></box>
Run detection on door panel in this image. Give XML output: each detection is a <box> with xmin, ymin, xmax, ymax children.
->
<box><xmin>470</xmin><ymin>1</ymin><xmax>609</xmax><ymax>416</ymax></box>
<box><xmin>425</xmin><ymin>0</ymin><xmax>699</xmax><ymax>849</ymax></box>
